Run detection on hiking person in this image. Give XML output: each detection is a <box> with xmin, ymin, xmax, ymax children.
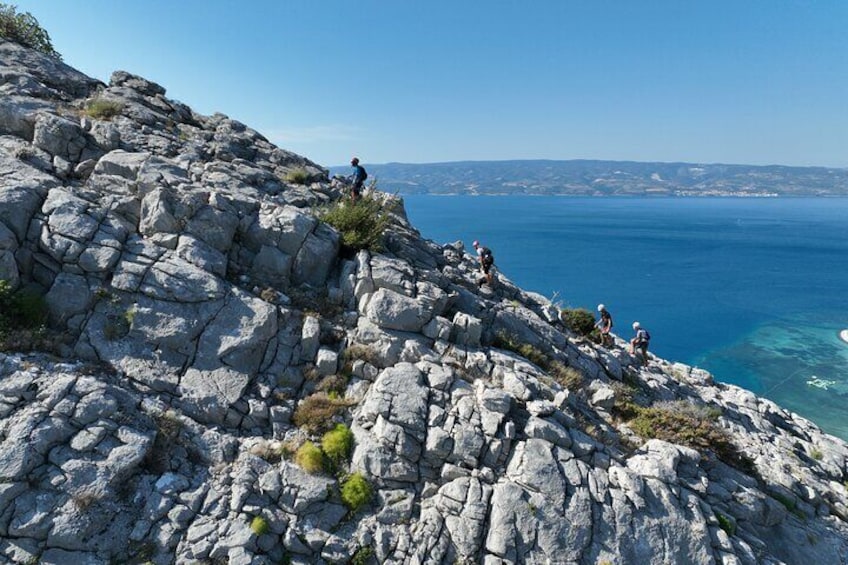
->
<box><xmin>629</xmin><ymin>321</ymin><xmax>651</xmax><ymax>366</ymax></box>
<box><xmin>596</xmin><ymin>304</ymin><xmax>613</xmax><ymax>347</ymax></box>
<box><xmin>349</xmin><ymin>157</ymin><xmax>367</xmax><ymax>203</ymax></box>
<box><xmin>472</xmin><ymin>240</ymin><xmax>495</xmax><ymax>286</ymax></box>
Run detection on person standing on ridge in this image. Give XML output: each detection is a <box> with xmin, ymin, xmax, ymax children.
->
<box><xmin>472</xmin><ymin>240</ymin><xmax>495</xmax><ymax>287</ymax></box>
<box><xmin>596</xmin><ymin>304</ymin><xmax>613</xmax><ymax>347</ymax></box>
<box><xmin>629</xmin><ymin>321</ymin><xmax>651</xmax><ymax>366</ymax></box>
<box><xmin>349</xmin><ymin>157</ymin><xmax>367</xmax><ymax>203</ymax></box>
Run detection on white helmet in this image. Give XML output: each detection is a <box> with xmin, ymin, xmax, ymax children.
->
<box><xmin>597</xmin><ymin>304</ymin><xmax>605</xmax><ymax>312</ymax></box>
<box><xmin>632</xmin><ymin>321</ymin><xmax>641</xmax><ymax>330</ymax></box>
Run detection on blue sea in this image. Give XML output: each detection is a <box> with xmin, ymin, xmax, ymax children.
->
<box><xmin>402</xmin><ymin>196</ymin><xmax>848</xmax><ymax>440</ymax></box>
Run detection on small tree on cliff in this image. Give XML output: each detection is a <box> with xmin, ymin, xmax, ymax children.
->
<box><xmin>0</xmin><ymin>3</ymin><xmax>61</xmax><ymax>59</ymax></box>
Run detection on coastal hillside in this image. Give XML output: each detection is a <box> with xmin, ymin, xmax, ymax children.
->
<box><xmin>331</xmin><ymin>160</ymin><xmax>848</xmax><ymax>197</ymax></box>
<box><xmin>2</xmin><ymin>38</ymin><xmax>848</xmax><ymax>565</ymax></box>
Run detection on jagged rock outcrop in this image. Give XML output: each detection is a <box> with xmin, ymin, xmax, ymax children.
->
<box><xmin>1</xmin><ymin>39</ymin><xmax>847</xmax><ymax>564</ymax></box>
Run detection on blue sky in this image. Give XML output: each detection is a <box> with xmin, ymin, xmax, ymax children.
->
<box><xmin>13</xmin><ymin>0</ymin><xmax>848</xmax><ymax>168</ymax></box>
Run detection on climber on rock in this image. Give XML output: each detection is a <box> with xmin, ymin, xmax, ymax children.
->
<box><xmin>472</xmin><ymin>240</ymin><xmax>495</xmax><ymax>287</ymax></box>
<box><xmin>629</xmin><ymin>321</ymin><xmax>651</xmax><ymax>366</ymax></box>
<box><xmin>596</xmin><ymin>304</ymin><xmax>613</xmax><ymax>347</ymax></box>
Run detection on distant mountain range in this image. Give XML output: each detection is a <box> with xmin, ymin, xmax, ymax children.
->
<box><xmin>331</xmin><ymin>159</ymin><xmax>848</xmax><ymax>196</ymax></box>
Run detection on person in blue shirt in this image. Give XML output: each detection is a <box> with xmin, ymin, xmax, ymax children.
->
<box><xmin>349</xmin><ymin>157</ymin><xmax>367</xmax><ymax>203</ymax></box>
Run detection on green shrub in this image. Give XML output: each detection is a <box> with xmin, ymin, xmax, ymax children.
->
<box><xmin>284</xmin><ymin>168</ymin><xmax>310</xmax><ymax>185</ymax></box>
<box><xmin>0</xmin><ymin>280</ymin><xmax>47</xmax><ymax>329</ymax></box>
<box><xmin>0</xmin><ymin>280</ymin><xmax>56</xmax><ymax>352</ymax></box>
<box><xmin>550</xmin><ymin>363</ymin><xmax>583</xmax><ymax>391</ymax></box>
<box><xmin>624</xmin><ymin>400</ymin><xmax>752</xmax><ymax>471</ymax></box>
<box><xmin>343</xmin><ymin>344</ymin><xmax>380</xmax><ymax>366</ymax></box>
<box><xmin>560</xmin><ymin>307</ymin><xmax>596</xmax><ymax>336</ymax></box>
<box><xmin>294</xmin><ymin>441</ymin><xmax>324</xmax><ymax>474</ymax></box>
<box><xmin>318</xmin><ymin>192</ymin><xmax>393</xmax><ymax>253</ymax></box>
<box><xmin>322</xmin><ymin>423</ymin><xmax>354</xmax><ymax>465</ymax></box>
<box><xmin>810</xmin><ymin>448</ymin><xmax>823</xmax><ymax>461</ymax></box>
<box><xmin>715</xmin><ymin>511</ymin><xmax>736</xmax><ymax>536</ymax></box>
<box><xmin>250</xmin><ymin>515</ymin><xmax>270</xmax><ymax>536</ymax></box>
<box><xmin>292</xmin><ymin>392</ymin><xmax>349</xmax><ymax>433</ymax></box>
<box><xmin>84</xmin><ymin>98</ymin><xmax>123</xmax><ymax>120</ymax></box>
<box><xmin>340</xmin><ymin>472</ymin><xmax>372</xmax><ymax>511</ymax></box>
<box><xmin>492</xmin><ymin>331</ymin><xmax>549</xmax><ymax>368</ymax></box>
<box><xmin>350</xmin><ymin>546</ymin><xmax>374</xmax><ymax>565</ymax></box>
<box><xmin>0</xmin><ymin>4</ymin><xmax>60</xmax><ymax>58</ymax></box>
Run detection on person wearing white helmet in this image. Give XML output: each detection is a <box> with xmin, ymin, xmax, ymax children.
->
<box><xmin>629</xmin><ymin>321</ymin><xmax>651</xmax><ymax>366</ymax></box>
<box><xmin>472</xmin><ymin>240</ymin><xmax>495</xmax><ymax>287</ymax></box>
<box><xmin>595</xmin><ymin>304</ymin><xmax>613</xmax><ymax>347</ymax></box>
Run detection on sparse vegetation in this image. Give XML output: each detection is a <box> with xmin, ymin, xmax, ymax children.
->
<box><xmin>0</xmin><ymin>279</ymin><xmax>59</xmax><ymax>352</ymax></box>
<box><xmin>71</xmin><ymin>490</ymin><xmax>99</xmax><ymax>511</ymax></box>
<box><xmin>318</xmin><ymin>191</ymin><xmax>394</xmax><ymax>253</ymax></box>
<box><xmin>316</xmin><ymin>374</ymin><xmax>349</xmax><ymax>397</ymax></box>
<box><xmin>102</xmin><ymin>304</ymin><xmax>136</xmax><ymax>341</ymax></box>
<box><xmin>715</xmin><ymin>511</ymin><xmax>736</xmax><ymax>536</ymax></box>
<box><xmin>322</xmin><ymin>423</ymin><xmax>354</xmax><ymax>466</ymax></box>
<box><xmin>550</xmin><ymin>363</ymin><xmax>583</xmax><ymax>391</ymax></box>
<box><xmin>350</xmin><ymin>546</ymin><xmax>374</xmax><ymax>565</ymax></box>
<box><xmin>0</xmin><ymin>280</ymin><xmax>47</xmax><ymax>330</ymax></box>
<box><xmin>294</xmin><ymin>441</ymin><xmax>324</xmax><ymax>474</ymax></box>
<box><xmin>560</xmin><ymin>307</ymin><xmax>596</xmax><ymax>337</ymax></box>
<box><xmin>250</xmin><ymin>515</ymin><xmax>270</xmax><ymax>536</ymax></box>
<box><xmin>627</xmin><ymin>400</ymin><xmax>730</xmax><ymax>453</ymax></box>
<box><xmin>810</xmin><ymin>448</ymin><xmax>823</xmax><ymax>461</ymax></box>
<box><xmin>84</xmin><ymin>98</ymin><xmax>123</xmax><ymax>120</ymax></box>
<box><xmin>340</xmin><ymin>472</ymin><xmax>372</xmax><ymax>511</ymax></box>
<box><xmin>492</xmin><ymin>331</ymin><xmax>548</xmax><ymax>368</ymax></box>
<box><xmin>0</xmin><ymin>3</ymin><xmax>60</xmax><ymax>58</ymax></box>
<box><xmin>142</xmin><ymin>410</ymin><xmax>184</xmax><ymax>473</ymax></box>
<box><xmin>343</xmin><ymin>344</ymin><xmax>380</xmax><ymax>368</ymax></box>
<box><xmin>292</xmin><ymin>392</ymin><xmax>350</xmax><ymax>433</ymax></box>
<box><xmin>614</xmin><ymin>397</ymin><xmax>754</xmax><ymax>472</ymax></box>
<box><xmin>284</xmin><ymin>167</ymin><xmax>310</xmax><ymax>185</ymax></box>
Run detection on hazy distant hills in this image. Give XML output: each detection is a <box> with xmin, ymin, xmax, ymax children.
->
<box><xmin>331</xmin><ymin>160</ymin><xmax>848</xmax><ymax>196</ymax></box>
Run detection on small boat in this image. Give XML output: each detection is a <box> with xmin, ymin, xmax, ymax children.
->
<box><xmin>840</xmin><ymin>329</ymin><xmax>848</xmax><ymax>344</ymax></box>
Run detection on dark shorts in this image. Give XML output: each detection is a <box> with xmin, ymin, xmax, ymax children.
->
<box><xmin>351</xmin><ymin>181</ymin><xmax>363</xmax><ymax>196</ymax></box>
<box><xmin>482</xmin><ymin>260</ymin><xmax>493</xmax><ymax>274</ymax></box>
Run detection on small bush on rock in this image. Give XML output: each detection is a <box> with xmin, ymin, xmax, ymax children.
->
<box><xmin>294</xmin><ymin>441</ymin><xmax>324</xmax><ymax>474</ymax></box>
<box><xmin>350</xmin><ymin>546</ymin><xmax>374</xmax><ymax>565</ymax></box>
<box><xmin>0</xmin><ymin>4</ymin><xmax>60</xmax><ymax>58</ymax></box>
<box><xmin>340</xmin><ymin>472</ymin><xmax>372</xmax><ymax>511</ymax></box>
<box><xmin>493</xmin><ymin>331</ymin><xmax>549</xmax><ymax>368</ymax></box>
<box><xmin>284</xmin><ymin>168</ymin><xmax>310</xmax><ymax>184</ymax></box>
<box><xmin>623</xmin><ymin>399</ymin><xmax>753</xmax><ymax>471</ymax></box>
<box><xmin>319</xmin><ymin>192</ymin><xmax>393</xmax><ymax>253</ymax></box>
<box><xmin>0</xmin><ymin>280</ymin><xmax>59</xmax><ymax>353</ymax></box>
<box><xmin>550</xmin><ymin>363</ymin><xmax>583</xmax><ymax>391</ymax></box>
<box><xmin>292</xmin><ymin>392</ymin><xmax>350</xmax><ymax>433</ymax></box>
<box><xmin>84</xmin><ymin>98</ymin><xmax>123</xmax><ymax>120</ymax></box>
<box><xmin>560</xmin><ymin>307</ymin><xmax>596</xmax><ymax>336</ymax></box>
<box><xmin>715</xmin><ymin>511</ymin><xmax>736</xmax><ymax>536</ymax></box>
<box><xmin>250</xmin><ymin>515</ymin><xmax>270</xmax><ymax>536</ymax></box>
<box><xmin>322</xmin><ymin>423</ymin><xmax>354</xmax><ymax>465</ymax></box>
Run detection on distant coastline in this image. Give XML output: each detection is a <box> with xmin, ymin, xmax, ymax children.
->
<box><xmin>333</xmin><ymin>159</ymin><xmax>848</xmax><ymax>198</ymax></box>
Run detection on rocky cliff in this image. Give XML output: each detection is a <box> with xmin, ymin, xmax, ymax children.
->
<box><xmin>1</xmin><ymin>39</ymin><xmax>847</xmax><ymax>565</ymax></box>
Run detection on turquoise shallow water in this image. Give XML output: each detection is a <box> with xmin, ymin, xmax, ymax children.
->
<box><xmin>402</xmin><ymin>196</ymin><xmax>848</xmax><ymax>439</ymax></box>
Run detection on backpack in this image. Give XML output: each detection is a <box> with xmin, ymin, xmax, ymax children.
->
<box><xmin>359</xmin><ymin>166</ymin><xmax>368</xmax><ymax>181</ymax></box>
<box><xmin>480</xmin><ymin>246</ymin><xmax>494</xmax><ymax>263</ymax></box>
<box><xmin>638</xmin><ymin>328</ymin><xmax>651</xmax><ymax>342</ymax></box>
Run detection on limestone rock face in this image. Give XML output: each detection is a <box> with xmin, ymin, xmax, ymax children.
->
<box><xmin>1</xmin><ymin>38</ymin><xmax>848</xmax><ymax>565</ymax></box>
